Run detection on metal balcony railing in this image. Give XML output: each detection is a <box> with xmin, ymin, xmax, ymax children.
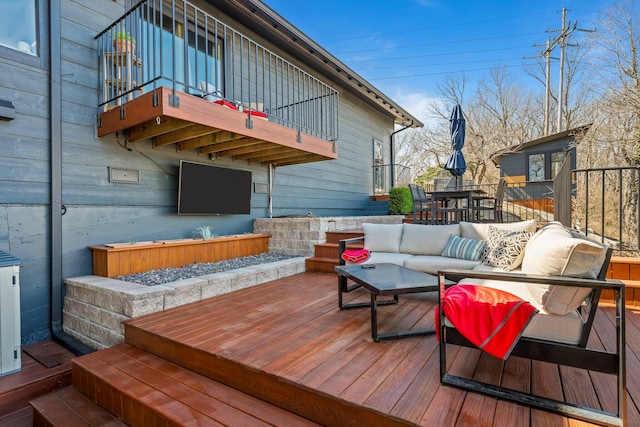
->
<box><xmin>96</xmin><ymin>0</ymin><xmax>339</xmax><ymax>142</ymax></box>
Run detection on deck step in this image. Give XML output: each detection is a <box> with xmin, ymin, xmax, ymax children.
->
<box><xmin>31</xmin><ymin>386</ymin><xmax>126</xmax><ymax>427</ymax></box>
<box><xmin>305</xmin><ymin>256</ymin><xmax>340</xmax><ymax>273</ymax></box>
<box><xmin>324</xmin><ymin>230</ymin><xmax>363</xmax><ymax>244</ymax></box>
<box><xmin>0</xmin><ymin>341</ymin><xmax>74</xmax><ymax>417</ymax></box>
<box><xmin>70</xmin><ymin>343</ymin><xmax>319</xmax><ymax>427</ymax></box>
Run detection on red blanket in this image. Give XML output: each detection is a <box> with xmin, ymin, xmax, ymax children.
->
<box><xmin>436</xmin><ymin>284</ymin><xmax>538</xmax><ymax>359</ymax></box>
<box><xmin>341</xmin><ymin>249</ymin><xmax>370</xmax><ymax>263</ymax></box>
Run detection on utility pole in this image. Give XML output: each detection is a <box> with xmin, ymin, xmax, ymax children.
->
<box><xmin>544</xmin><ymin>39</ymin><xmax>551</xmax><ymax>135</ymax></box>
<box><xmin>534</xmin><ymin>7</ymin><xmax>594</xmax><ymax>134</ymax></box>
<box><xmin>557</xmin><ymin>7</ymin><xmax>568</xmax><ymax>132</ymax></box>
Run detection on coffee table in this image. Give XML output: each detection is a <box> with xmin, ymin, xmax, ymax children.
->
<box><xmin>335</xmin><ymin>263</ymin><xmax>450</xmax><ymax>342</ymax></box>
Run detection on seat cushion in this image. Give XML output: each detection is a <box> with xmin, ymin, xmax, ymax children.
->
<box><xmin>361</xmin><ymin>252</ymin><xmax>413</xmax><ymax>267</ymax></box>
<box><xmin>456</xmin><ymin>278</ymin><xmax>585</xmax><ymax>345</ymax></box>
<box><xmin>404</xmin><ymin>255</ymin><xmax>480</xmax><ymax>275</ymax></box>
<box><xmin>363</xmin><ymin>223</ymin><xmax>403</xmax><ymax>253</ymax></box>
<box><xmin>399</xmin><ymin>223</ymin><xmax>460</xmax><ymax>255</ymax></box>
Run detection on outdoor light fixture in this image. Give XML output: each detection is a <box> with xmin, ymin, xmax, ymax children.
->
<box><xmin>0</xmin><ymin>98</ymin><xmax>15</xmax><ymax>121</ymax></box>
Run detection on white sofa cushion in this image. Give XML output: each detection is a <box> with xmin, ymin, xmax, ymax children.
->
<box><xmin>441</xmin><ymin>234</ymin><xmax>486</xmax><ymax>261</ymax></box>
<box><xmin>521</xmin><ymin>222</ymin><xmax>608</xmax><ymax>315</ymax></box>
<box><xmin>361</xmin><ymin>252</ymin><xmax>413</xmax><ymax>267</ymax></box>
<box><xmin>399</xmin><ymin>223</ymin><xmax>460</xmax><ymax>255</ymax></box>
<box><xmin>458</xmin><ymin>278</ymin><xmax>585</xmax><ymax>345</ymax></box>
<box><xmin>460</xmin><ymin>219</ymin><xmax>537</xmax><ymax>240</ymax></box>
<box><xmin>363</xmin><ymin>223</ymin><xmax>403</xmax><ymax>253</ymax></box>
<box><xmin>404</xmin><ymin>255</ymin><xmax>480</xmax><ymax>276</ymax></box>
<box><xmin>482</xmin><ymin>226</ymin><xmax>532</xmax><ymax>271</ymax></box>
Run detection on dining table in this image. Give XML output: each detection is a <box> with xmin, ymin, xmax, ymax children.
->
<box><xmin>429</xmin><ymin>188</ymin><xmax>486</xmax><ymax>224</ymax></box>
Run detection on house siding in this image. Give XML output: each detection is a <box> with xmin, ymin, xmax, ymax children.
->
<box><xmin>0</xmin><ymin>0</ymin><xmax>401</xmax><ymax>343</ymax></box>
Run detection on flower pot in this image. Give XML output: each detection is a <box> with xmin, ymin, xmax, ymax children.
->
<box><xmin>113</xmin><ymin>39</ymin><xmax>136</xmax><ymax>54</ymax></box>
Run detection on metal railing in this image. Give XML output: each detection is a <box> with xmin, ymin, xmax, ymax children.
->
<box><xmin>455</xmin><ymin>168</ymin><xmax>639</xmax><ymax>252</ymax></box>
<box><xmin>373</xmin><ymin>164</ymin><xmax>410</xmax><ymax>195</ymax></box>
<box><xmin>502</xmin><ymin>180</ymin><xmax>556</xmax><ymax>224</ymax></box>
<box><xmin>573</xmin><ymin>167</ymin><xmax>640</xmax><ymax>252</ymax></box>
<box><xmin>95</xmin><ymin>0</ymin><xmax>339</xmax><ymax>142</ymax></box>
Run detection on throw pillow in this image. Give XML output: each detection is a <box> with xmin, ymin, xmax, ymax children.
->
<box><xmin>441</xmin><ymin>234</ymin><xmax>486</xmax><ymax>261</ymax></box>
<box><xmin>482</xmin><ymin>226</ymin><xmax>532</xmax><ymax>270</ymax></box>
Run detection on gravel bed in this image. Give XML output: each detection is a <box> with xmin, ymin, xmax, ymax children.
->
<box><xmin>115</xmin><ymin>252</ymin><xmax>298</xmax><ymax>286</ymax></box>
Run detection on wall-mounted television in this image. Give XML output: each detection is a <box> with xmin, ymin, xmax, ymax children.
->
<box><xmin>178</xmin><ymin>160</ymin><xmax>252</xmax><ymax>215</ymax></box>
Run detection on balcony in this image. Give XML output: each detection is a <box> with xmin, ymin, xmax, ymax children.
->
<box><xmin>95</xmin><ymin>0</ymin><xmax>339</xmax><ymax>166</ymax></box>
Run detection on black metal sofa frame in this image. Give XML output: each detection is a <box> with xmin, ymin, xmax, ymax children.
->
<box><xmin>437</xmin><ymin>246</ymin><xmax>626</xmax><ymax>426</ymax></box>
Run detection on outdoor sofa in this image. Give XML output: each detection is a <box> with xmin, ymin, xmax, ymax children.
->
<box><xmin>338</xmin><ymin>220</ymin><xmax>625</xmax><ymax>426</ymax></box>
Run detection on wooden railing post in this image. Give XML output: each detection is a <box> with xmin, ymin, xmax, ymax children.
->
<box><xmin>554</xmin><ymin>151</ymin><xmax>573</xmax><ymax>227</ymax></box>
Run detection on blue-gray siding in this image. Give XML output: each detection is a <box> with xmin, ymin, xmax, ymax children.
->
<box><xmin>0</xmin><ymin>0</ymin><xmax>396</xmax><ymax>343</ymax></box>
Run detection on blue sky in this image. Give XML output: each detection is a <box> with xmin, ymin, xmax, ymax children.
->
<box><xmin>263</xmin><ymin>0</ymin><xmax>614</xmax><ymax>121</ymax></box>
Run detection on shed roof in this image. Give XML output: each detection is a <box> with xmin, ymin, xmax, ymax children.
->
<box><xmin>490</xmin><ymin>125</ymin><xmax>591</xmax><ymax>166</ymax></box>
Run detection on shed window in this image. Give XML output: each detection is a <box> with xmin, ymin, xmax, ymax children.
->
<box><xmin>528</xmin><ymin>153</ymin><xmax>545</xmax><ymax>181</ymax></box>
<box><xmin>551</xmin><ymin>151</ymin><xmax>565</xmax><ymax>178</ymax></box>
<box><xmin>0</xmin><ymin>1</ymin><xmax>37</xmax><ymax>55</ymax></box>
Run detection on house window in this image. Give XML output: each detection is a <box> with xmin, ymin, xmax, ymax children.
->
<box><xmin>0</xmin><ymin>1</ymin><xmax>37</xmax><ymax>55</ymax></box>
<box><xmin>528</xmin><ymin>153</ymin><xmax>545</xmax><ymax>181</ymax></box>
<box><xmin>550</xmin><ymin>151</ymin><xmax>565</xmax><ymax>178</ymax></box>
<box><xmin>373</xmin><ymin>139</ymin><xmax>385</xmax><ymax>194</ymax></box>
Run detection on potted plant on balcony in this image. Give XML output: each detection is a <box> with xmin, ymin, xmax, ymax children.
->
<box><xmin>113</xmin><ymin>30</ymin><xmax>135</xmax><ymax>54</ymax></box>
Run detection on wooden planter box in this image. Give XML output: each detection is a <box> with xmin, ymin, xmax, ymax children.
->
<box><xmin>89</xmin><ymin>234</ymin><xmax>271</xmax><ymax>278</ymax></box>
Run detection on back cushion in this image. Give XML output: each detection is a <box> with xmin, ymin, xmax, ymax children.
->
<box><xmin>521</xmin><ymin>222</ymin><xmax>608</xmax><ymax>315</ymax></box>
<box><xmin>460</xmin><ymin>219</ymin><xmax>537</xmax><ymax>240</ymax></box>
<box><xmin>399</xmin><ymin>223</ymin><xmax>460</xmax><ymax>255</ymax></box>
<box><xmin>363</xmin><ymin>223</ymin><xmax>404</xmax><ymax>253</ymax></box>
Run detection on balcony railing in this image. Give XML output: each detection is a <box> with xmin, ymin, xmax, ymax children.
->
<box><xmin>96</xmin><ymin>0</ymin><xmax>339</xmax><ymax>142</ymax></box>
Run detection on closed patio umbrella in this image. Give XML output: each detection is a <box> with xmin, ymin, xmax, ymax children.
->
<box><xmin>444</xmin><ymin>104</ymin><xmax>466</xmax><ymax>187</ymax></box>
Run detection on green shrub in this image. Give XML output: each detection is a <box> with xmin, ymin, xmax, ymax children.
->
<box><xmin>388</xmin><ymin>187</ymin><xmax>413</xmax><ymax>215</ymax></box>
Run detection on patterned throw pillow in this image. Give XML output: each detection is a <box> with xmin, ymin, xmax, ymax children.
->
<box><xmin>482</xmin><ymin>226</ymin><xmax>532</xmax><ymax>270</ymax></box>
<box><xmin>441</xmin><ymin>234</ymin><xmax>486</xmax><ymax>261</ymax></box>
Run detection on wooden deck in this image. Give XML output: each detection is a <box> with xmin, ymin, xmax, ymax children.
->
<box><xmin>34</xmin><ymin>271</ymin><xmax>637</xmax><ymax>426</ymax></box>
<box><xmin>0</xmin><ymin>340</ymin><xmax>75</xmax><ymax>427</ymax></box>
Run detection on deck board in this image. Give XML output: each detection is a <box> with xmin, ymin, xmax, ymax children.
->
<box><xmin>120</xmin><ymin>271</ymin><xmax>636</xmax><ymax>426</ymax></box>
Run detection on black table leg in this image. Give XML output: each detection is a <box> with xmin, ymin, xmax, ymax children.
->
<box><xmin>338</xmin><ymin>274</ymin><xmax>397</xmax><ymax>310</ymax></box>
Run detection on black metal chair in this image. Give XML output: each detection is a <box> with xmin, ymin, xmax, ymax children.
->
<box><xmin>472</xmin><ymin>178</ymin><xmax>506</xmax><ymax>222</ymax></box>
<box><xmin>408</xmin><ymin>184</ymin><xmax>432</xmax><ymax>224</ymax></box>
<box><xmin>437</xmin><ymin>246</ymin><xmax>627</xmax><ymax>426</ymax></box>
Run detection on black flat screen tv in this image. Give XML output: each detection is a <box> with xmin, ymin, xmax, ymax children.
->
<box><xmin>178</xmin><ymin>161</ymin><xmax>252</xmax><ymax>215</ymax></box>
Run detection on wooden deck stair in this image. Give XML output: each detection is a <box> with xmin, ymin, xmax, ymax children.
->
<box><xmin>304</xmin><ymin>229</ymin><xmax>364</xmax><ymax>273</ymax></box>
<box><xmin>30</xmin><ymin>342</ymin><xmax>320</xmax><ymax>426</ymax></box>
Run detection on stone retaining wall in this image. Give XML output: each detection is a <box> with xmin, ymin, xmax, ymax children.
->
<box><xmin>64</xmin><ymin>216</ymin><xmax>403</xmax><ymax>350</ymax></box>
<box><xmin>63</xmin><ymin>257</ymin><xmax>306</xmax><ymax>350</ymax></box>
<box><xmin>254</xmin><ymin>215</ymin><xmax>403</xmax><ymax>256</ymax></box>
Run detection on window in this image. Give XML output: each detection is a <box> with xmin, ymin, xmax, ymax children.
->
<box><xmin>0</xmin><ymin>1</ymin><xmax>37</xmax><ymax>55</ymax></box>
<box><xmin>141</xmin><ymin>8</ymin><xmax>224</xmax><ymax>96</ymax></box>
<box><xmin>373</xmin><ymin>139</ymin><xmax>385</xmax><ymax>194</ymax></box>
<box><xmin>550</xmin><ymin>151</ymin><xmax>565</xmax><ymax>178</ymax></box>
<box><xmin>528</xmin><ymin>153</ymin><xmax>545</xmax><ymax>181</ymax></box>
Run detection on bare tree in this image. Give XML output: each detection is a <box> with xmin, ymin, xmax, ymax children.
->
<box><xmin>588</xmin><ymin>0</ymin><xmax>640</xmax><ymax>165</ymax></box>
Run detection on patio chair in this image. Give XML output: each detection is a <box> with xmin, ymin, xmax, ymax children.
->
<box><xmin>408</xmin><ymin>184</ymin><xmax>432</xmax><ymax>224</ymax></box>
<box><xmin>437</xmin><ymin>244</ymin><xmax>627</xmax><ymax>426</ymax></box>
<box><xmin>472</xmin><ymin>178</ymin><xmax>505</xmax><ymax>222</ymax></box>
